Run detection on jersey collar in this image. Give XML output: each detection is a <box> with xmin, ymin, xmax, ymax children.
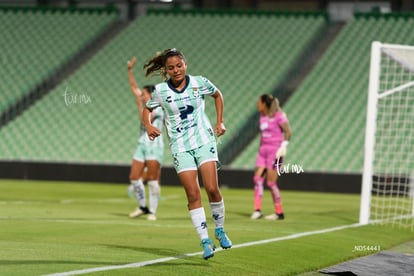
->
<box><xmin>167</xmin><ymin>75</ymin><xmax>190</xmax><ymax>94</ymax></box>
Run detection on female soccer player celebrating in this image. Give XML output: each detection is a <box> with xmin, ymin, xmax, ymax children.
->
<box><xmin>127</xmin><ymin>57</ymin><xmax>164</xmax><ymax>221</ymax></box>
<box><xmin>251</xmin><ymin>94</ymin><xmax>292</xmax><ymax>220</ymax></box>
<box><xmin>142</xmin><ymin>48</ymin><xmax>232</xmax><ymax>260</ymax></box>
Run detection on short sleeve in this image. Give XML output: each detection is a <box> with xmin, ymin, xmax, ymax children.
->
<box><xmin>199</xmin><ymin>76</ymin><xmax>218</xmax><ymax>96</ymax></box>
<box><xmin>277</xmin><ymin>112</ymin><xmax>288</xmax><ymax>125</ymax></box>
<box><xmin>146</xmin><ymin>88</ymin><xmax>161</xmax><ymax>109</ymax></box>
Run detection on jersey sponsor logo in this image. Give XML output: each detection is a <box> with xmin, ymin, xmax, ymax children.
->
<box><xmin>176</xmin><ymin>121</ymin><xmax>197</xmax><ymax>133</ymax></box>
<box><xmin>179</xmin><ymin>105</ymin><xmax>194</xmax><ymax>120</ymax></box>
<box><xmin>166</xmin><ymin>95</ymin><xmax>191</xmax><ymax>103</ymax></box>
<box><xmin>260</xmin><ymin>122</ymin><xmax>268</xmax><ymax>131</ymax></box>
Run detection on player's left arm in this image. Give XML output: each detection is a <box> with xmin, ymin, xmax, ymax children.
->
<box><xmin>211</xmin><ymin>90</ymin><xmax>226</xmax><ymax>137</ymax></box>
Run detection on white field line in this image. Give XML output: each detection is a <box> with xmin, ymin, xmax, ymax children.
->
<box><xmin>43</xmin><ymin>222</ymin><xmax>362</xmax><ymax>276</ymax></box>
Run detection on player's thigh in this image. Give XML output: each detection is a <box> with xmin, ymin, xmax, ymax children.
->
<box><xmin>130</xmin><ymin>159</ymin><xmax>145</xmax><ymax>180</ymax></box>
<box><xmin>266</xmin><ymin>168</ymin><xmax>279</xmax><ymax>183</ymax></box>
<box><xmin>177</xmin><ymin>170</ymin><xmax>201</xmax><ymax>205</ymax></box>
<box><xmin>145</xmin><ymin>159</ymin><xmax>160</xmax><ymax>180</ymax></box>
<box><xmin>194</xmin><ymin>142</ymin><xmax>222</xmax><ymax>201</ymax></box>
<box><xmin>199</xmin><ymin>161</ymin><xmax>222</xmax><ymax>202</ymax></box>
<box><xmin>254</xmin><ymin>167</ymin><xmax>266</xmax><ymax>177</ymax></box>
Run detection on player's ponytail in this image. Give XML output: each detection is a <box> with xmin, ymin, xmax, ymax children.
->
<box><xmin>143</xmin><ymin>84</ymin><xmax>155</xmax><ymax>94</ymax></box>
<box><xmin>260</xmin><ymin>94</ymin><xmax>281</xmax><ymax>116</ymax></box>
<box><xmin>144</xmin><ymin>48</ymin><xmax>186</xmax><ymax>80</ymax></box>
<box><xmin>273</xmin><ymin>97</ymin><xmax>282</xmax><ymax>114</ymax></box>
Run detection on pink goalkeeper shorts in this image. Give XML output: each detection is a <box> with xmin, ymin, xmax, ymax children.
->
<box><xmin>255</xmin><ymin>145</ymin><xmax>283</xmax><ymax>170</ymax></box>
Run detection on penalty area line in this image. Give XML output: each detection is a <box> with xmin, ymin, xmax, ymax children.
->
<box><xmin>43</xmin><ymin>222</ymin><xmax>362</xmax><ymax>276</ymax></box>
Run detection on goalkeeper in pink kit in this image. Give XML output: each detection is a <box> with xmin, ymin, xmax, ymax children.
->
<box><xmin>251</xmin><ymin>94</ymin><xmax>292</xmax><ymax>220</ymax></box>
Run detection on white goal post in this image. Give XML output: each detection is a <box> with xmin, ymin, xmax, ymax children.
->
<box><xmin>360</xmin><ymin>41</ymin><xmax>414</xmax><ymax>230</ymax></box>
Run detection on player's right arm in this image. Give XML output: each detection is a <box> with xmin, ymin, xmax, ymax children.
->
<box><xmin>127</xmin><ymin>57</ymin><xmax>146</xmax><ymax>125</ymax></box>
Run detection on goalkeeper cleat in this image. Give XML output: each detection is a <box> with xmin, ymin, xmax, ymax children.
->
<box><xmin>201</xmin><ymin>238</ymin><xmax>216</xmax><ymax>260</ymax></box>
<box><xmin>264</xmin><ymin>213</ymin><xmax>285</xmax><ymax>220</ymax></box>
<box><xmin>129</xmin><ymin>206</ymin><xmax>150</xmax><ymax>218</ymax></box>
<box><xmin>147</xmin><ymin>213</ymin><xmax>157</xmax><ymax>221</ymax></box>
<box><xmin>250</xmin><ymin>210</ymin><xmax>263</xmax><ymax>220</ymax></box>
<box><xmin>215</xmin><ymin>227</ymin><xmax>232</xmax><ymax>249</ymax></box>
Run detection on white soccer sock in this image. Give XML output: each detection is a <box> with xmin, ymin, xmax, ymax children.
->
<box><xmin>209</xmin><ymin>199</ymin><xmax>225</xmax><ymax>229</ymax></box>
<box><xmin>189</xmin><ymin>207</ymin><xmax>209</xmax><ymax>240</ymax></box>
<box><xmin>131</xmin><ymin>179</ymin><xmax>146</xmax><ymax>208</ymax></box>
<box><xmin>148</xmin><ymin>180</ymin><xmax>160</xmax><ymax>214</ymax></box>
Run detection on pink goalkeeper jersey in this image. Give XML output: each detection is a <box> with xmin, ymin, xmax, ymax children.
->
<box><xmin>259</xmin><ymin>111</ymin><xmax>288</xmax><ymax>147</ymax></box>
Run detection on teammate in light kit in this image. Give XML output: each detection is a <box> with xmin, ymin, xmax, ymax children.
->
<box><xmin>142</xmin><ymin>48</ymin><xmax>232</xmax><ymax>260</ymax></box>
<box><xmin>127</xmin><ymin>57</ymin><xmax>164</xmax><ymax>221</ymax></box>
<box><xmin>251</xmin><ymin>94</ymin><xmax>292</xmax><ymax>220</ymax></box>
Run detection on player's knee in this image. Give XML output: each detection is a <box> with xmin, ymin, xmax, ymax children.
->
<box><xmin>187</xmin><ymin>197</ymin><xmax>202</xmax><ymax>208</ymax></box>
<box><xmin>205</xmin><ymin>188</ymin><xmax>221</xmax><ymax>202</ymax></box>
<box><xmin>186</xmin><ymin>190</ymin><xmax>201</xmax><ymax>205</ymax></box>
<box><xmin>266</xmin><ymin>181</ymin><xmax>277</xmax><ymax>189</ymax></box>
<box><xmin>146</xmin><ymin>173</ymin><xmax>157</xmax><ymax>181</ymax></box>
<box><xmin>253</xmin><ymin>176</ymin><xmax>262</xmax><ymax>184</ymax></box>
<box><xmin>129</xmin><ymin>171</ymin><xmax>139</xmax><ymax>181</ymax></box>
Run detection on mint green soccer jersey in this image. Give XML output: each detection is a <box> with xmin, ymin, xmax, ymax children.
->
<box><xmin>146</xmin><ymin>75</ymin><xmax>218</xmax><ymax>154</ymax></box>
<box><xmin>138</xmin><ymin>106</ymin><xmax>164</xmax><ymax>147</ymax></box>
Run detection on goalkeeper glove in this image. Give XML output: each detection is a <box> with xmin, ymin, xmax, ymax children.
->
<box><xmin>276</xmin><ymin>140</ymin><xmax>289</xmax><ymax>159</ymax></box>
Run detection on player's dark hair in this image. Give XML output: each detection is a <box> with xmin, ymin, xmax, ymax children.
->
<box><xmin>144</xmin><ymin>48</ymin><xmax>186</xmax><ymax>80</ymax></box>
<box><xmin>260</xmin><ymin>94</ymin><xmax>281</xmax><ymax>116</ymax></box>
<box><xmin>143</xmin><ymin>84</ymin><xmax>155</xmax><ymax>93</ymax></box>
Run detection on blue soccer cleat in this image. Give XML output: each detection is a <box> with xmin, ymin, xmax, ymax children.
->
<box><xmin>215</xmin><ymin>227</ymin><xmax>232</xmax><ymax>249</ymax></box>
<box><xmin>201</xmin><ymin>238</ymin><xmax>216</xmax><ymax>260</ymax></box>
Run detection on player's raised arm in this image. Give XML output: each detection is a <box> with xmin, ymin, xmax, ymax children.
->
<box><xmin>127</xmin><ymin>56</ymin><xmax>147</xmax><ymax>126</ymax></box>
<box><xmin>211</xmin><ymin>90</ymin><xmax>226</xmax><ymax>137</ymax></box>
<box><xmin>127</xmin><ymin>57</ymin><xmax>142</xmax><ymax>98</ymax></box>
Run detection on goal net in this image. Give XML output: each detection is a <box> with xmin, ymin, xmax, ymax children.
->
<box><xmin>360</xmin><ymin>41</ymin><xmax>414</xmax><ymax>230</ymax></box>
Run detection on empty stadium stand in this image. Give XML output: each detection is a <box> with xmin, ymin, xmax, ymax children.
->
<box><xmin>0</xmin><ymin>9</ymin><xmax>327</xmax><ymax>166</ymax></box>
<box><xmin>0</xmin><ymin>6</ymin><xmax>119</xmax><ymax>124</ymax></box>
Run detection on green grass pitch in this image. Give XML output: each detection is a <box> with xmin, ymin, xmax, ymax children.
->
<box><xmin>0</xmin><ymin>179</ymin><xmax>413</xmax><ymax>275</ymax></box>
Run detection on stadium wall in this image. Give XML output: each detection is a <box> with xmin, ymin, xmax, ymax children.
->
<box><xmin>0</xmin><ymin>161</ymin><xmax>361</xmax><ymax>194</ymax></box>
